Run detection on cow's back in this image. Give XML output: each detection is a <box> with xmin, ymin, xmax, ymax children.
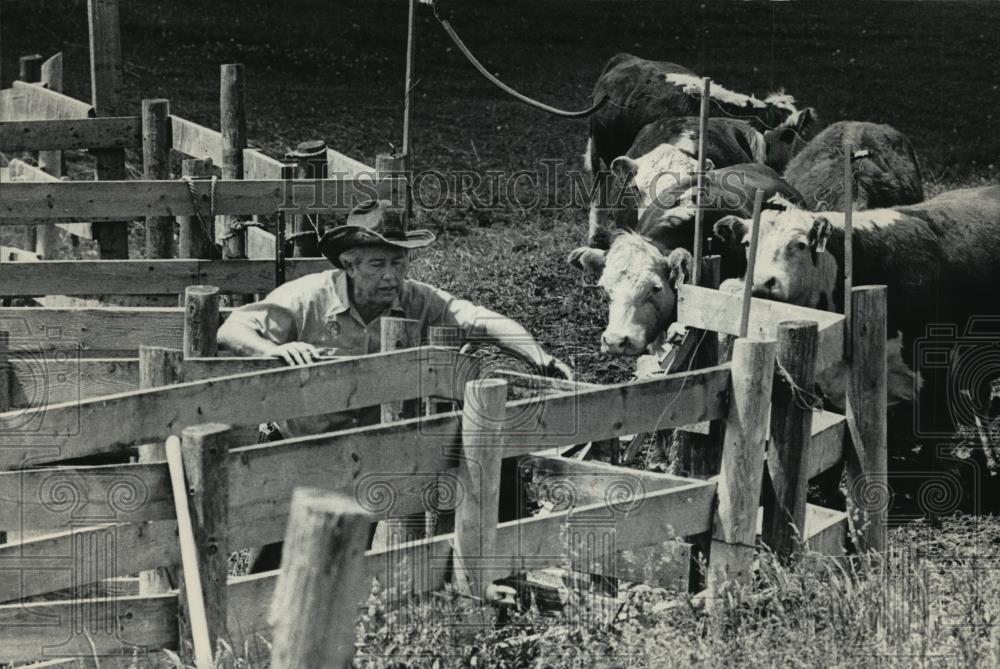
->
<box><xmin>785</xmin><ymin>121</ymin><xmax>924</xmax><ymax>211</ymax></box>
<box><xmin>628</xmin><ymin>117</ymin><xmax>764</xmax><ymax>169</ymax></box>
<box><xmin>589</xmin><ymin>53</ymin><xmax>697</xmax><ymax>168</ymax></box>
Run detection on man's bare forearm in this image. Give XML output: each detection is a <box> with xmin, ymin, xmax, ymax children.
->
<box><xmin>217</xmin><ymin>321</ymin><xmax>282</xmax><ymax>357</ymax></box>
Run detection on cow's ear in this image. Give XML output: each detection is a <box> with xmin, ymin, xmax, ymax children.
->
<box><xmin>703</xmin><ymin>158</ymin><xmax>715</xmax><ymax>172</ymax></box>
<box><xmin>610</xmin><ymin>156</ymin><xmax>639</xmax><ymax>184</ymax></box>
<box><xmin>713</xmin><ymin>215</ymin><xmax>748</xmax><ymax>248</ymax></box>
<box><xmin>666</xmin><ymin>248</ymin><xmax>693</xmax><ymax>289</ymax></box>
<box><xmin>567</xmin><ymin>247</ymin><xmax>607</xmax><ymax>278</ymax></box>
<box><xmin>794</xmin><ymin>107</ymin><xmax>818</xmax><ymax>134</ymax></box>
<box><xmin>808</xmin><ymin>216</ymin><xmax>833</xmax><ymax>255</ymax></box>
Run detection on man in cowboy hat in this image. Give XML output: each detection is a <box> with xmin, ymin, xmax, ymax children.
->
<box><xmin>218</xmin><ymin>198</ymin><xmax>574</xmax><ymax>438</ymax></box>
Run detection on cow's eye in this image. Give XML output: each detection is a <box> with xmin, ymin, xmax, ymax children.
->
<box><xmin>651</xmin><ymin>284</ymin><xmax>663</xmax><ymax>294</ymax></box>
<box><xmin>794</xmin><ymin>241</ymin><xmax>808</xmax><ymax>251</ymax></box>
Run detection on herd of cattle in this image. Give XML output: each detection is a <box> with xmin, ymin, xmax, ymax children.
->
<box><xmin>566</xmin><ymin>52</ymin><xmax>1000</xmax><ymax>436</ymax></box>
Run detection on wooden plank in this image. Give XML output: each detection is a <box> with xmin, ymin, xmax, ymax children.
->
<box><xmin>0</xmin><ymin>348</ymin><xmax>473</xmax><ymax>464</ymax></box>
<box><xmin>677</xmin><ymin>285</ymin><xmax>845</xmax><ymax>374</ymax></box>
<box><xmin>243</xmin><ymin>149</ymin><xmax>286</xmax><ymax>180</ymax></box>
<box><xmin>0</xmin><ymin>117</ymin><xmax>140</xmax><ymax>151</ymax></box>
<box><xmin>326</xmin><ymin>148</ymin><xmax>372</xmax><ymax>178</ymax></box>
<box><xmin>804</xmin><ymin>505</ymin><xmax>847</xmax><ymax>556</ymax></box>
<box><xmin>7</xmin><ymin>356</ymin><xmax>293</xmax><ymax>408</ymax></box>
<box><xmin>0</xmin><ymin>81</ymin><xmax>94</xmax><ymax>122</ymax></box>
<box><xmin>0</xmin><ymin>244</ymin><xmax>39</xmax><ymax>262</ymax></box>
<box><xmin>0</xmin><ymin>177</ymin><xmax>403</xmax><ymax>220</ymax></box>
<box><xmin>170</xmin><ymin>115</ymin><xmax>222</xmax><ymax>163</ymax></box>
<box><xmin>246</xmin><ymin>225</ymin><xmax>276</xmax><ymax>259</ymax></box>
<box><xmin>0</xmin><ymin>306</ymin><xmax>230</xmax><ymax>353</ymax></box>
<box><xmin>7</xmin><ymin>160</ymin><xmax>92</xmax><ymax>239</ymax></box>
<box><xmin>807</xmin><ymin>410</ymin><xmax>845</xmax><ymax>480</ymax></box>
<box><xmin>0</xmin><ymin>258</ymin><xmax>328</xmax><ymax>296</ymax></box>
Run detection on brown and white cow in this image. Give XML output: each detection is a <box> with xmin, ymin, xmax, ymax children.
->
<box><xmin>713</xmin><ymin>187</ymin><xmax>1000</xmax><ymax>408</ymax></box>
<box><xmin>783</xmin><ymin>121</ymin><xmax>924</xmax><ymax>212</ymax></box>
<box><xmin>585</xmin><ymin>52</ymin><xmax>818</xmax><ymax>176</ymax></box>
<box><xmin>587</xmin><ymin>117</ymin><xmax>767</xmax><ymax>248</ymax></box>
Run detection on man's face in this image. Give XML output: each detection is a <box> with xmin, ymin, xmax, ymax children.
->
<box><xmin>345</xmin><ymin>245</ymin><xmax>410</xmax><ymax>308</ymax></box>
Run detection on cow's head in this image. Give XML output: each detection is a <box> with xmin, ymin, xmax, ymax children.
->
<box><xmin>763</xmin><ymin>107</ymin><xmax>819</xmax><ymax>172</ymax></box>
<box><xmin>568</xmin><ymin>234</ymin><xmax>692</xmax><ymax>355</ymax></box>
<box><xmin>587</xmin><ymin>146</ymin><xmax>709</xmax><ymax>249</ymax></box>
<box><xmin>713</xmin><ymin>198</ymin><xmax>838</xmax><ymax>309</ymax></box>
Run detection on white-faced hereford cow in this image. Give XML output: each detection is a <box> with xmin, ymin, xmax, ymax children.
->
<box><xmin>587</xmin><ymin>117</ymin><xmax>767</xmax><ymax>247</ymax></box>
<box><xmin>585</xmin><ymin>52</ymin><xmax>818</xmax><ymax>177</ymax></box>
<box><xmin>783</xmin><ymin>121</ymin><xmax>924</xmax><ymax>212</ymax></box>
<box><xmin>571</xmin><ymin>164</ymin><xmax>806</xmax><ymax>355</ymax></box>
<box><xmin>713</xmin><ymin>187</ymin><xmax>1000</xmax><ymax>409</ymax></box>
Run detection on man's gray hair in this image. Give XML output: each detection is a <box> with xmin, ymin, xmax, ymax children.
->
<box><xmin>338</xmin><ymin>245</ymin><xmax>409</xmax><ymax>270</ymax></box>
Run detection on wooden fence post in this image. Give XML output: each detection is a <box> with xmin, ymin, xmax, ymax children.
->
<box><xmin>0</xmin><ymin>333</ymin><xmax>8</xmax><ymax>545</ymax></box>
<box><xmin>177</xmin><ymin>159</ymin><xmax>217</xmax><ymax>260</ymax></box>
<box><xmin>371</xmin><ymin>317</ymin><xmax>424</xmax><ymax>551</ymax></box>
<box><xmin>17</xmin><ymin>55</ymin><xmax>43</xmax><ymax>255</ymax></box>
<box><xmin>143</xmin><ymin>98</ymin><xmax>173</xmax><ymax>258</ymax></box>
<box><xmin>269</xmin><ymin>488</ymin><xmax>373</xmax><ymax>669</ymax></box>
<box><xmin>762</xmin><ymin>321</ymin><xmax>818</xmax><ymax>560</ymax></box>
<box><xmin>36</xmin><ymin>53</ymin><xmax>64</xmax><ymax>258</ymax></box>
<box><xmin>454</xmin><ymin>378</ymin><xmax>507</xmax><ymax>598</ymax></box>
<box><xmin>178</xmin><ymin>423</ymin><xmax>231</xmax><ymax>664</ymax></box>
<box><xmin>846</xmin><ymin>286</ymin><xmax>888</xmax><ymax>553</ymax></box>
<box><xmin>424</xmin><ymin>326</ymin><xmax>461</xmax><ymax>537</ymax></box>
<box><xmin>138</xmin><ymin>345</ymin><xmax>184</xmax><ymax>594</ymax></box>
<box><xmin>708</xmin><ymin>337</ymin><xmax>776</xmax><ymax>594</ymax></box>
<box><xmin>380</xmin><ymin>317</ymin><xmax>422</xmax><ymax>422</ymax></box>
<box><xmin>88</xmin><ymin>0</ymin><xmax>129</xmax><ymax>259</ymax></box>
<box><xmin>287</xmin><ymin>140</ymin><xmax>328</xmax><ymax>257</ymax></box>
<box><xmin>670</xmin><ymin>254</ymin><xmax>724</xmax><ymax>477</ymax></box>
<box><xmin>220</xmin><ymin>63</ymin><xmax>247</xmax><ymax>261</ymax></box>
<box><xmin>184</xmin><ymin>285</ymin><xmax>220</xmax><ymax>358</ymax></box>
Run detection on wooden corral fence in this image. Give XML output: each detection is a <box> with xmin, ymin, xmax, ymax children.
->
<box><xmin>0</xmin><ymin>278</ymin><xmax>887</xmax><ymax>667</ymax></box>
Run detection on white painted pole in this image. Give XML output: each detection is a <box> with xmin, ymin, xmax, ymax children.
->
<box><xmin>740</xmin><ymin>189</ymin><xmax>765</xmax><ymax>338</ymax></box>
<box><xmin>692</xmin><ymin>77</ymin><xmax>712</xmax><ymax>286</ymax></box>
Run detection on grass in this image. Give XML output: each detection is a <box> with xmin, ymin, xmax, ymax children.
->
<box><xmin>3</xmin><ymin>0</ymin><xmax>1000</xmax><ymax>666</ymax></box>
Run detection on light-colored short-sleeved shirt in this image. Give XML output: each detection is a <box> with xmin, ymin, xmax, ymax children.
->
<box><xmin>222</xmin><ymin>269</ymin><xmax>492</xmax><ymax>436</ymax></box>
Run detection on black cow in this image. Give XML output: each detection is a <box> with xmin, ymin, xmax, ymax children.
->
<box><xmin>783</xmin><ymin>121</ymin><xmax>924</xmax><ymax>211</ymax></box>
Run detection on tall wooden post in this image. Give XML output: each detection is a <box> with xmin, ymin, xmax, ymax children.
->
<box><xmin>424</xmin><ymin>326</ymin><xmax>461</xmax><ymax>537</ymax></box>
<box><xmin>220</xmin><ymin>64</ymin><xmax>247</xmax><ymax>261</ymax></box>
<box><xmin>286</xmin><ymin>140</ymin><xmax>327</xmax><ymax>257</ymax></box>
<box><xmin>184</xmin><ymin>285</ymin><xmax>220</xmax><ymax>358</ymax></box>
<box><xmin>177</xmin><ymin>159</ymin><xmax>216</xmax><ymax>259</ymax></box>
<box><xmin>0</xmin><ymin>333</ymin><xmax>9</xmax><ymax>545</ymax></box>
<box><xmin>847</xmin><ymin>286</ymin><xmax>888</xmax><ymax>553</ymax></box>
<box><xmin>454</xmin><ymin>379</ymin><xmax>507</xmax><ymax>598</ymax></box>
<box><xmin>269</xmin><ymin>489</ymin><xmax>373</xmax><ymax>669</ymax></box>
<box><xmin>178</xmin><ymin>423</ymin><xmax>231</xmax><ymax>664</ymax></box>
<box><xmin>142</xmin><ymin>99</ymin><xmax>173</xmax><ymax>258</ymax></box>
<box><xmin>17</xmin><ymin>55</ymin><xmax>43</xmax><ymax>254</ymax></box>
<box><xmin>88</xmin><ymin>0</ymin><xmax>129</xmax><ymax>259</ymax></box>
<box><xmin>708</xmin><ymin>338</ymin><xmax>776</xmax><ymax>594</ymax></box>
<box><xmin>371</xmin><ymin>317</ymin><xmax>424</xmax><ymax>550</ymax></box>
<box><xmin>36</xmin><ymin>53</ymin><xmax>65</xmax><ymax>258</ymax></box>
<box><xmin>762</xmin><ymin>321</ymin><xmax>818</xmax><ymax>560</ymax></box>
<box><xmin>138</xmin><ymin>346</ymin><xmax>184</xmax><ymax>594</ymax></box>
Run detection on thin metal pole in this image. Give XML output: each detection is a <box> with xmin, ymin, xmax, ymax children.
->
<box><xmin>740</xmin><ymin>189</ymin><xmax>766</xmax><ymax>339</ymax></box>
<box><xmin>692</xmin><ymin>77</ymin><xmax>712</xmax><ymax>286</ymax></box>
<box><xmin>843</xmin><ymin>146</ymin><xmax>854</xmax><ymax>360</ymax></box>
<box><xmin>403</xmin><ymin>0</ymin><xmax>416</xmax><ymax>157</ymax></box>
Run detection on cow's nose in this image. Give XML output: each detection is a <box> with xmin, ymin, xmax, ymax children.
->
<box><xmin>601</xmin><ymin>333</ymin><xmax>629</xmax><ymax>354</ymax></box>
<box><xmin>753</xmin><ymin>277</ymin><xmax>779</xmax><ymax>298</ymax></box>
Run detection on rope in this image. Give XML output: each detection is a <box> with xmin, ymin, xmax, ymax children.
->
<box><xmin>429</xmin><ymin>2</ymin><xmax>609</xmax><ymax>119</ymax></box>
<box><xmin>773</xmin><ymin>357</ymin><xmax>824</xmax><ymax>412</ymax></box>
<box><xmin>182</xmin><ymin>175</ymin><xmax>218</xmax><ymax>249</ymax></box>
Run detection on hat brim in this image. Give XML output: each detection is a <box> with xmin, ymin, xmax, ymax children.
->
<box><xmin>319</xmin><ymin>226</ymin><xmax>436</xmax><ymax>267</ymax></box>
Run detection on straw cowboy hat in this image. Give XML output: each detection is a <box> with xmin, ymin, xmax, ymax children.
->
<box><xmin>318</xmin><ymin>199</ymin><xmax>436</xmax><ymax>268</ymax></box>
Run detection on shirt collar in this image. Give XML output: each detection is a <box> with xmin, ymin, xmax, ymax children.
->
<box><xmin>326</xmin><ymin>270</ymin><xmax>408</xmax><ymax>321</ymax></box>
